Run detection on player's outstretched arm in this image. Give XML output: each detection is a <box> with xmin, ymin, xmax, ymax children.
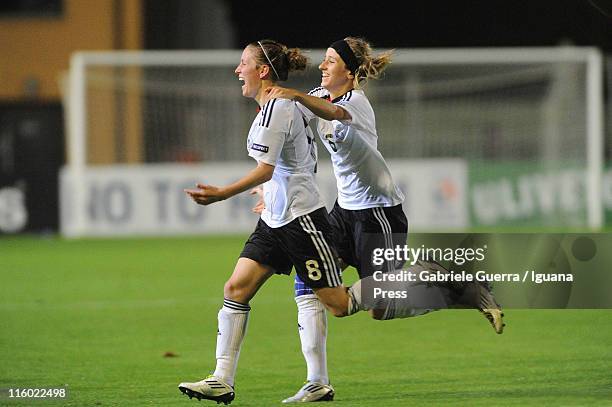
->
<box><xmin>266</xmin><ymin>86</ymin><xmax>351</xmax><ymax>122</ymax></box>
<box><xmin>185</xmin><ymin>161</ymin><xmax>274</xmax><ymax>206</ymax></box>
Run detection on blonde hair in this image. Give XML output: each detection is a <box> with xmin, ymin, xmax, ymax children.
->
<box><xmin>249</xmin><ymin>39</ymin><xmax>308</xmax><ymax>82</ymax></box>
<box><xmin>344</xmin><ymin>37</ymin><xmax>393</xmax><ymax>89</ymax></box>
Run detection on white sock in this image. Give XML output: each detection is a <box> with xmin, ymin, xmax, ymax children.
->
<box><xmin>213</xmin><ymin>298</ymin><xmax>250</xmax><ymax>387</ymax></box>
<box><xmin>349</xmin><ymin>268</ymin><xmax>450</xmax><ymax>319</ymax></box>
<box><xmin>296</xmin><ymin>294</ymin><xmax>329</xmax><ymax>385</ymax></box>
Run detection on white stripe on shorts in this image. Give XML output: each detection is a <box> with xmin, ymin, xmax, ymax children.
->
<box><xmin>372</xmin><ymin>207</ymin><xmax>394</xmax><ymax>273</ymax></box>
<box><xmin>298</xmin><ymin>215</ymin><xmax>340</xmax><ymax>287</ymax></box>
<box><xmin>304</xmin><ymin>214</ymin><xmax>341</xmax><ymax>286</ymax></box>
<box><xmin>298</xmin><ymin>216</ymin><xmax>334</xmax><ymax>287</ymax></box>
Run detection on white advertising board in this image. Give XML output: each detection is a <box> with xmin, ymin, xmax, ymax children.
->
<box><xmin>60</xmin><ymin>160</ymin><xmax>467</xmax><ymax>237</ymax></box>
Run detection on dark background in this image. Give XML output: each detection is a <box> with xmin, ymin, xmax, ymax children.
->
<box><xmin>145</xmin><ymin>0</ymin><xmax>612</xmax><ymax>50</ymax></box>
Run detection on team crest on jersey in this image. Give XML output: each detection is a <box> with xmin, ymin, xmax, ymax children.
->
<box><xmin>251</xmin><ymin>143</ymin><xmax>269</xmax><ymax>153</ymax></box>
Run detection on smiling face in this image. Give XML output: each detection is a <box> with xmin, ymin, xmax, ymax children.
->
<box><xmin>235</xmin><ymin>46</ymin><xmax>265</xmax><ymax>99</ymax></box>
<box><xmin>318</xmin><ymin>48</ymin><xmax>354</xmax><ymax>96</ymax></box>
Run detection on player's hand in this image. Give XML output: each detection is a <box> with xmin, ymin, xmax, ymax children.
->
<box><xmin>265</xmin><ymin>86</ymin><xmax>297</xmax><ymax>102</ymax></box>
<box><xmin>250</xmin><ymin>187</ymin><xmax>265</xmax><ymax>214</ymax></box>
<box><xmin>184</xmin><ymin>183</ymin><xmax>227</xmax><ymax>206</ymax></box>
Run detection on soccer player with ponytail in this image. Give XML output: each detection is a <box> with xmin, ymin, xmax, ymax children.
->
<box><xmin>179</xmin><ymin>39</ymin><xmax>343</xmax><ymax>404</ymax></box>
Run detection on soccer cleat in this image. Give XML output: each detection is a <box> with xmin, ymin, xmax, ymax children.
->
<box><xmin>481</xmin><ymin>307</ymin><xmax>505</xmax><ymax>335</ymax></box>
<box><xmin>459</xmin><ymin>275</ymin><xmax>505</xmax><ymax>334</ymax></box>
<box><xmin>178</xmin><ymin>376</ymin><xmax>235</xmax><ymax>405</ymax></box>
<box><xmin>282</xmin><ymin>382</ymin><xmax>335</xmax><ymax>403</ymax></box>
<box><xmin>475</xmin><ymin>284</ymin><xmax>505</xmax><ymax>335</ymax></box>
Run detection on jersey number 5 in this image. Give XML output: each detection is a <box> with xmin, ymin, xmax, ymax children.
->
<box><xmin>305</xmin><ymin>260</ymin><xmax>322</xmax><ymax>281</ymax></box>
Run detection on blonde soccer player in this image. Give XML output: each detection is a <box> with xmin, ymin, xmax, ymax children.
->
<box><xmin>266</xmin><ymin>37</ymin><xmax>504</xmax><ymax>403</ymax></box>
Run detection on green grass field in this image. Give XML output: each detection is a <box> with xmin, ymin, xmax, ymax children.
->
<box><xmin>1</xmin><ymin>236</ymin><xmax>611</xmax><ymax>406</ymax></box>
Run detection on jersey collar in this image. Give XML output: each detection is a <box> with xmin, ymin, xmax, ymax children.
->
<box><xmin>330</xmin><ymin>89</ymin><xmax>354</xmax><ymax>104</ymax></box>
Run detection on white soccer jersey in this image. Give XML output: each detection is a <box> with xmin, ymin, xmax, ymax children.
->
<box><xmin>298</xmin><ymin>88</ymin><xmax>405</xmax><ymax>210</ymax></box>
<box><xmin>247</xmin><ymin>98</ymin><xmax>325</xmax><ymax>228</ymax></box>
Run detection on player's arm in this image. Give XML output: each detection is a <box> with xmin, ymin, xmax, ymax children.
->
<box><xmin>185</xmin><ymin>161</ymin><xmax>274</xmax><ymax>206</ymax></box>
<box><xmin>266</xmin><ymin>86</ymin><xmax>351</xmax><ymax>122</ymax></box>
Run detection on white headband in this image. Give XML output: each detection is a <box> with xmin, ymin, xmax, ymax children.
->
<box><xmin>257</xmin><ymin>41</ymin><xmax>281</xmax><ymax>80</ymax></box>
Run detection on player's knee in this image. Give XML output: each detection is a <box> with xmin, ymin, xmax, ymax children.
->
<box><xmin>223</xmin><ymin>280</ymin><xmax>245</xmax><ymax>302</ymax></box>
<box><xmin>328</xmin><ymin>305</ymin><xmax>349</xmax><ymax>318</ymax></box>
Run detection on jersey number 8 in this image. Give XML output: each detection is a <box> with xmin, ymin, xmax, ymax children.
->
<box><xmin>305</xmin><ymin>260</ymin><xmax>322</xmax><ymax>281</ymax></box>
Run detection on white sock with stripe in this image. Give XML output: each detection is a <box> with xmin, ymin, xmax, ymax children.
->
<box><xmin>213</xmin><ymin>299</ymin><xmax>250</xmax><ymax>387</ymax></box>
<box><xmin>296</xmin><ymin>294</ymin><xmax>329</xmax><ymax>385</ymax></box>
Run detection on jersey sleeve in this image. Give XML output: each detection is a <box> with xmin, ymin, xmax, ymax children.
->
<box><xmin>248</xmin><ymin>99</ymin><xmax>290</xmax><ymax>166</ymax></box>
<box><xmin>297</xmin><ymin>87</ymin><xmax>330</xmax><ymax>122</ymax></box>
<box><xmin>333</xmin><ymin>90</ymin><xmax>370</xmax><ymax>132</ymax></box>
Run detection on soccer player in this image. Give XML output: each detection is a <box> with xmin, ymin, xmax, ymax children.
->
<box><xmin>178</xmin><ymin>38</ymin><xmax>502</xmax><ymax>405</ymax></box>
<box><xmin>265</xmin><ymin>37</ymin><xmax>504</xmax><ymax>403</ymax></box>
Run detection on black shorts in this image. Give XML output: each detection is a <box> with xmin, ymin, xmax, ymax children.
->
<box><xmin>240</xmin><ymin>207</ymin><xmax>342</xmax><ymax>289</ymax></box>
<box><xmin>328</xmin><ymin>201</ymin><xmax>408</xmax><ymax>278</ymax></box>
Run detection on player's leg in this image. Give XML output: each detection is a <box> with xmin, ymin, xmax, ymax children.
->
<box><xmin>179</xmin><ymin>258</ymin><xmax>273</xmax><ymax>404</ymax></box>
<box><xmin>286</xmin><ymin>278</ymin><xmax>331</xmax><ymax>383</ymax></box>
<box><xmin>278</xmin><ymin>209</ymin><xmax>484</xmax><ymax>325</ymax></box>
<box><xmin>282</xmin><ymin>278</ymin><xmax>334</xmax><ymax>403</ymax></box>
<box><xmin>284</xmin><ymin>203</ymin><xmax>351</xmax><ymax>403</ymax></box>
<box><xmin>311</xmin><ymin>264</ymin><xmax>475</xmax><ymax>321</ymax></box>
<box><xmin>417</xmin><ymin>259</ymin><xmax>505</xmax><ymax>334</ymax></box>
<box><xmin>313</xmin><ymin>267</ymin><xmax>455</xmax><ymax>321</ymax></box>
<box><xmin>344</xmin><ymin>259</ymin><xmax>504</xmax><ymax>332</ymax></box>
<box><xmin>179</xmin><ymin>220</ymin><xmax>282</xmax><ymax>404</ymax></box>
<box><xmin>215</xmin><ymin>257</ymin><xmax>274</xmax><ymax>382</ymax></box>
<box><xmin>349</xmin><ymin>206</ymin><xmax>504</xmax><ymax>331</ymax></box>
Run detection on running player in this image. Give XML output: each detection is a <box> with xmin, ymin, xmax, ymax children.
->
<box><xmin>178</xmin><ymin>39</ymin><xmax>346</xmax><ymax>405</ymax></box>
<box><xmin>265</xmin><ymin>37</ymin><xmax>504</xmax><ymax>403</ymax></box>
